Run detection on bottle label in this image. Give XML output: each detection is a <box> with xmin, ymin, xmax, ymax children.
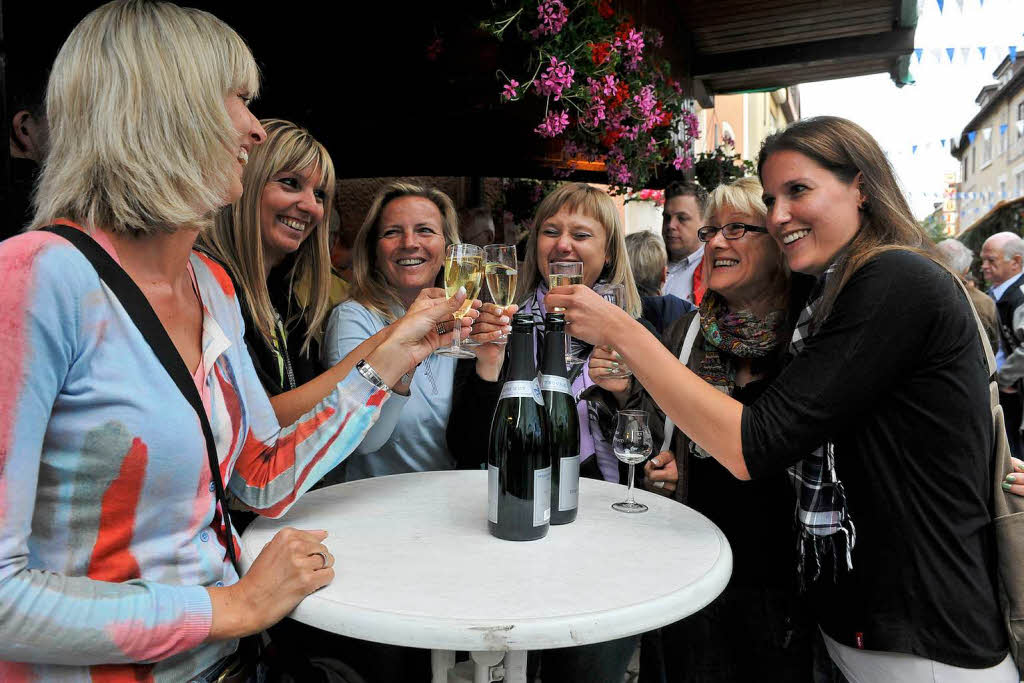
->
<box><xmin>488</xmin><ymin>465</ymin><xmax>499</xmax><ymax>524</ymax></box>
<box><xmin>500</xmin><ymin>379</ymin><xmax>544</xmax><ymax>405</ymax></box>
<box><xmin>538</xmin><ymin>374</ymin><xmax>571</xmax><ymax>395</ymax></box>
<box><xmin>558</xmin><ymin>455</ymin><xmax>580</xmax><ymax>511</ymax></box>
<box><xmin>534</xmin><ymin>466</ymin><xmax>551</xmax><ymax>527</ymax></box>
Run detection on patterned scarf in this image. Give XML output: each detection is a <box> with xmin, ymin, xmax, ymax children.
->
<box><xmin>696</xmin><ymin>291</ymin><xmax>784</xmax><ymax>393</ymax></box>
<box><xmin>786</xmin><ymin>263</ymin><xmax>856</xmax><ymax>589</ymax></box>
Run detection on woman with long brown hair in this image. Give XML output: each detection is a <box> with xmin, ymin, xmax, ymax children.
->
<box><xmin>548</xmin><ymin>117</ymin><xmax>1014</xmax><ymax>681</ymax></box>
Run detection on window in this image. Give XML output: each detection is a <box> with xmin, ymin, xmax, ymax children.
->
<box><xmin>983</xmin><ymin>132</ymin><xmax>993</xmax><ymax>166</ymax></box>
<box><xmin>1019</xmin><ymin>102</ymin><xmax>1024</xmax><ymax>140</ymax></box>
<box><xmin>1001</xmin><ymin>180</ymin><xmax>1007</xmax><ymax>201</ymax></box>
<box><xmin>1016</xmin><ymin>171</ymin><xmax>1024</xmax><ymax>198</ymax></box>
<box><xmin>1001</xmin><ymin>120</ymin><xmax>1009</xmax><ymax>156</ymax></box>
<box><xmin>963</xmin><ymin>157</ymin><xmax>969</xmax><ymax>182</ymax></box>
<box><xmin>972</xmin><ymin>144</ymin><xmax>976</xmax><ymax>174</ymax></box>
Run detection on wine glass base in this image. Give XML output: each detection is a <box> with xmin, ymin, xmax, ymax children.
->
<box><xmin>565</xmin><ymin>355</ymin><xmax>586</xmax><ymax>366</ymax></box>
<box><xmin>435</xmin><ymin>346</ymin><xmax>477</xmax><ymax>359</ymax></box>
<box><xmin>611</xmin><ymin>501</ymin><xmax>648</xmax><ymax>513</ymax></box>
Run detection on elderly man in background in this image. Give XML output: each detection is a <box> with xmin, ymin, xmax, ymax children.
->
<box><xmin>661</xmin><ymin>181</ymin><xmax>707</xmax><ymax>303</ymax></box>
<box><xmin>981</xmin><ymin>231</ymin><xmax>1024</xmax><ymax>457</ymax></box>
<box><xmin>936</xmin><ymin>239</ymin><xmax>999</xmax><ymax>353</ymax></box>
<box><xmin>625</xmin><ymin>230</ymin><xmax>694</xmax><ymax>334</ymax></box>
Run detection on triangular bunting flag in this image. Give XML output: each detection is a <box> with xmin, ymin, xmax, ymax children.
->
<box><xmin>954</xmin><ymin>0</ymin><xmax>963</xmax><ymax>12</ymax></box>
<box><xmin>947</xmin><ymin>47</ymin><xmax>956</xmax><ymax>62</ymax></box>
<box><xmin>912</xmin><ymin>145</ymin><xmax>918</xmax><ymax>154</ymax></box>
<box><xmin>1001</xmin><ymin>124</ymin><xmax>1008</xmax><ymax>136</ymax></box>
<box><xmin>941</xmin><ymin>138</ymin><xmax>947</xmax><ymax>148</ymax></box>
<box><xmin>931</xmin><ymin>48</ymin><xmax>945</xmax><ymax>63</ymax></box>
<box><xmin>915</xmin><ymin>48</ymin><xmax>924</xmax><ymax>63</ymax></box>
<box><xmin>1011</xmin><ymin>46</ymin><xmax>1018</xmax><ymax>63</ymax></box>
<box><xmin>968</xmin><ymin>131</ymin><xmax>977</xmax><ymax>144</ymax></box>
<box><xmin>937</xmin><ymin>0</ymin><xmax>944</xmax><ymax>12</ymax></box>
<box><xmin>961</xmin><ymin>47</ymin><xmax>971</xmax><ymax>63</ymax></box>
<box><xmin>979</xmin><ymin>46</ymin><xmax>987</xmax><ymax>60</ymax></box>
<box><xmin>983</xmin><ymin>127</ymin><xmax>992</xmax><ymax>141</ymax></box>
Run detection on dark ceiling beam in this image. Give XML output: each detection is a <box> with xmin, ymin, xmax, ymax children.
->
<box><xmin>692</xmin><ymin>27</ymin><xmax>915</xmax><ymax>88</ymax></box>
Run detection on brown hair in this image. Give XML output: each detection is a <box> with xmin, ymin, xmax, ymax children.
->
<box><xmin>757</xmin><ymin>116</ymin><xmax>945</xmax><ymax>322</ymax></box>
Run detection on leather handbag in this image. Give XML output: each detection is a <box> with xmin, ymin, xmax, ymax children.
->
<box><xmin>955</xmin><ymin>275</ymin><xmax>1024</xmax><ymax>675</ymax></box>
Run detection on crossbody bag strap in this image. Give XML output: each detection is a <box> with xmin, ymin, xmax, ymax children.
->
<box><xmin>41</xmin><ymin>225</ymin><xmax>240</xmax><ymax>574</ymax></box>
<box><xmin>661</xmin><ymin>313</ymin><xmax>702</xmax><ymax>453</ymax></box>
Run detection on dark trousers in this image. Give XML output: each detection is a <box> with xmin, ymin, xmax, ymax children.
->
<box><xmin>1000</xmin><ymin>389</ymin><xmax>1023</xmax><ymax>459</ymax></box>
<box><xmin>529</xmin><ymin>635</ymin><xmax>639</xmax><ymax>683</ymax></box>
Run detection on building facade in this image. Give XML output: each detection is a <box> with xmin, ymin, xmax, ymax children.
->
<box><xmin>953</xmin><ymin>57</ymin><xmax>1024</xmax><ymax>233</ymax></box>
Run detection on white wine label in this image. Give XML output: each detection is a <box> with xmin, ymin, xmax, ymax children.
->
<box><xmin>533</xmin><ymin>466</ymin><xmax>551</xmax><ymax>527</ymax></box>
<box><xmin>538</xmin><ymin>374</ymin><xmax>571</xmax><ymax>395</ymax></box>
<box><xmin>558</xmin><ymin>455</ymin><xmax>580</xmax><ymax>511</ymax></box>
<box><xmin>499</xmin><ymin>380</ymin><xmax>545</xmax><ymax>405</ymax></box>
<box><xmin>488</xmin><ymin>465</ymin><xmax>499</xmax><ymax>524</ymax></box>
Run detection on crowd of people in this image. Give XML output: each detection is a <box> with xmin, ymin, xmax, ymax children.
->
<box><xmin>2</xmin><ymin>2</ymin><xmax>1022</xmax><ymax>683</ymax></box>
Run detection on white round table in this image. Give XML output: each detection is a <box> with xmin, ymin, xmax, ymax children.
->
<box><xmin>240</xmin><ymin>470</ymin><xmax>731</xmax><ymax>683</ymax></box>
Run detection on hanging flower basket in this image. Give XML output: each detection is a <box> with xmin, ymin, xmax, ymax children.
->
<box><xmin>485</xmin><ymin>0</ymin><xmax>700</xmax><ymax>193</ymax></box>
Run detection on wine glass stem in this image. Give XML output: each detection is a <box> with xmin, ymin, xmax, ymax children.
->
<box><xmin>625</xmin><ymin>464</ymin><xmax>636</xmax><ymax>504</ymax></box>
<box><xmin>452</xmin><ymin>314</ymin><xmax>461</xmax><ymax>351</ymax></box>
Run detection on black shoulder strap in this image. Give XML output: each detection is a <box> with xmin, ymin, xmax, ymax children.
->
<box><xmin>41</xmin><ymin>225</ymin><xmax>240</xmax><ymax>573</ymax></box>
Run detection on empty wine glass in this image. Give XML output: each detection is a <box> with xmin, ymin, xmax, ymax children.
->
<box><xmin>612</xmin><ymin>410</ymin><xmax>652</xmax><ymax>513</ymax></box>
<box><xmin>436</xmin><ymin>243</ymin><xmax>483</xmax><ymax>358</ymax></box>
<box><xmin>548</xmin><ymin>261</ymin><xmax>585</xmax><ymax>366</ymax></box>
<box><xmin>594</xmin><ymin>283</ymin><xmax>632</xmax><ymax>378</ymax></box>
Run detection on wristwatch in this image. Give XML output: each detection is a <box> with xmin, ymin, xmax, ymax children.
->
<box><xmin>356</xmin><ymin>359</ymin><xmax>391</xmax><ymax>393</ymax></box>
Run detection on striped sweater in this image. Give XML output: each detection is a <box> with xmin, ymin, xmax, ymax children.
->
<box><xmin>0</xmin><ymin>227</ymin><xmax>387</xmax><ymax>681</ymax></box>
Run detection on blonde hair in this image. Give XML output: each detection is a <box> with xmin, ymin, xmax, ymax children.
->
<box><xmin>198</xmin><ymin>119</ymin><xmax>335</xmax><ymax>357</ymax></box>
<box><xmin>703</xmin><ymin>176</ymin><xmax>767</xmax><ymax>225</ymax></box>
<box><xmin>517</xmin><ymin>182</ymin><xmax>642</xmax><ymax>317</ymax></box>
<box><xmin>31</xmin><ymin>0</ymin><xmax>259</xmax><ymax>234</ymax></box>
<box><xmin>624</xmin><ymin>231</ymin><xmax>667</xmax><ymax>296</ymax></box>
<box><xmin>349</xmin><ymin>183</ymin><xmax>460</xmax><ymax>323</ymax></box>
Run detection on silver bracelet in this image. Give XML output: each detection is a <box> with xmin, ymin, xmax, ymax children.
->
<box><xmin>356</xmin><ymin>359</ymin><xmax>390</xmax><ymax>393</ymax></box>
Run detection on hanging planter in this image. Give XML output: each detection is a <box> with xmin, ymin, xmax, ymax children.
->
<box><xmin>485</xmin><ymin>0</ymin><xmax>700</xmax><ymax>193</ymax></box>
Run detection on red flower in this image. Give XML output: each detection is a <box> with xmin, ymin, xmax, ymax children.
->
<box><xmin>595</xmin><ymin>0</ymin><xmax>615</xmax><ymax>19</ymax></box>
<box><xmin>590</xmin><ymin>41</ymin><xmax>612</xmax><ymax>65</ymax></box>
<box><xmin>614</xmin><ymin>19</ymin><xmax>634</xmax><ymax>43</ymax></box>
<box><xmin>600</xmin><ymin>128</ymin><xmax>623</xmax><ymax>148</ymax></box>
<box><xmin>607</xmin><ymin>82</ymin><xmax>630</xmax><ymax>108</ymax></box>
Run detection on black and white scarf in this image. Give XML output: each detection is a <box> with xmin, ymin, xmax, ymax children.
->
<box><xmin>787</xmin><ymin>264</ymin><xmax>856</xmax><ymax>589</ymax></box>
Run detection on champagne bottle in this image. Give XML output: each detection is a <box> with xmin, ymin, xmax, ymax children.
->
<box><xmin>539</xmin><ymin>313</ymin><xmax>580</xmax><ymax>525</ymax></box>
<box><xmin>488</xmin><ymin>313</ymin><xmax>551</xmax><ymax>541</ymax></box>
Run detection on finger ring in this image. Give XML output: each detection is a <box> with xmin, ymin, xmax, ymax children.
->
<box><xmin>436</xmin><ymin>323</ymin><xmax>448</xmax><ymax>335</ymax></box>
<box><xmin>312</xmin><ymin>550</ymin><xmax>328</xmax><ymax>569</ymax></box>
<box><xmin>653</xmin><ymin>481</ymin><xmax>666</xmax><ymax>489</ymax></box>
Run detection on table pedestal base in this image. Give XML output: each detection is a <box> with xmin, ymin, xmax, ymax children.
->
<box><xmin>431</xmin><ymin>649</ymin><xmax>528</xmax><ymax>683</ymax></box>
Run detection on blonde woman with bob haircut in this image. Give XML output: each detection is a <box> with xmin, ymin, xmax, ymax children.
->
<box><xmin>0</xmin><ymin>2</ymin><xmax>472</xmax><ymax>681</ymax></box>
<box><xmin>547</xmin><ymin>117</ymin><xmax>1016</xmax><ymax>681</ymax></box>
<box><xmin>199</xmin><ymin>118</ymin><xmax>336</xmax><ymax>402</ymax></box>
<box><xmin>446</xmin><ymin>182</ymin><xmax>647</xmax><ymax>683</ymax></box>
<box><xmin>322</xmin><ymin>182</ymin><xmax>482</xmax><ymax>490</ymax></box>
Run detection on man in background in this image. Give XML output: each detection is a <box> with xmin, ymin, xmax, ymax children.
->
<box><xmin>982</xmin><ymin>231</ymin><xmax>1024</xmax><ymax>457</ymax></box>
<box><xmin>661</xmin><ymin>181</ymin><xmax>707</xmax><ymax>304</ymax></box>
<box><xmin>625</xmin><ymin>230</ymin><xmax>693</xmax><ymax>335</ymax></box>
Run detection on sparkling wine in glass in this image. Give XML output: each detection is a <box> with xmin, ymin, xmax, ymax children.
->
<box><xmin>612</xmin><ymin>410</ymin><xmax>652</xmax><ymax>513</ymax></box>
<box><xmin>436</xmin><ymin>243</ymin><xmax>483</xmax><ymax>358</ymax></box>
<box><xmin>594</xmin><ymin>283</ymin><xmax>632</xmax><ymax>378</ymax></box>
<box><xmin>547</xmin><ymin>261</ymin><xmax>585</xmax><ymax>367</ymax></box>
<box><xmin>483</xmin><ymin>244</ymin><xmax>518</xmax><ymax>343</ymax></box>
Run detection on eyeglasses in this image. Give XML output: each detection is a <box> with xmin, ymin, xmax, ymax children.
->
<box><xmin>696</xmin><ymin>223</ymin><xmax>769</xmax><ymax>242</ymax></box>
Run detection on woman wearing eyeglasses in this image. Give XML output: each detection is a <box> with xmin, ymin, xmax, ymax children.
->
<box><xmin>633</xmin><ymin>177</ymin><xmax>817</xmax><ymax>681</ymax></box>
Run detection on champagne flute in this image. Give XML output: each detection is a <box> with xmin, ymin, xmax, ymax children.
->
<box><xmin>548</xmin><ymin>261</ymin><xmax>585</xmax><ymax>367</ymax></box>
<box><xmin>436</xmin><ymin>243</ymin><xmax>483</xmax><ymax>358</ymax></box>
<box><xmin>612</xmin><ymin>410</ymin><xmax>652</xmax><ymax>513</ymax></box>
<box><xmin>483</xmin><ymin>244</ymin><xmax>518</xmax><ymax>344</ymax></box>
<box><xmin>593</xmin><ymin>283</ymin><xmax>632</xmax><ymax>378</ymax></box>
